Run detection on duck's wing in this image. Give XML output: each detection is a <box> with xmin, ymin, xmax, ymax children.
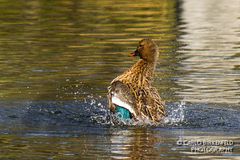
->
<box><xmin>108</xmin><ymin>81</ymin><xmax>137</xmax><ymax>117</ymax></box>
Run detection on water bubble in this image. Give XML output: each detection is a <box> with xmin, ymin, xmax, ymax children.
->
<box><xmin>90</xmin><ymin>99</ymin><xmax>96</xmax><ymax>106</ymax></box>
<box><xmin>97</xmin><ymin>103</ymin><xmax>102</xmax><ymax>107</ymax></box>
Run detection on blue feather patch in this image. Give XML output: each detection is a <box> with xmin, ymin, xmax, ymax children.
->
<box><xmin>115</xmin><ymin>106</ymin><xmax>131</xmax><ymax>119</ymax></box>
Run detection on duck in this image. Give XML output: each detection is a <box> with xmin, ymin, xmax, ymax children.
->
<box><xmin>107</xmin><ymin>38</ymin><xmax>165</xmax><ymax>123</ymax></box>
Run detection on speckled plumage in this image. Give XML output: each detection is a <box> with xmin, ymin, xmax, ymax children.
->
<box><xmin>108</xmin><ymin>39</ymin><xmax>165</xmax><ymax>123</ymax></box>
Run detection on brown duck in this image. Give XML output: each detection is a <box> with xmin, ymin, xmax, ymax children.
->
<box><xmin>108</xmin><ymin>38</ymin><xmax>165</xmax><ymax>123</ymax></box>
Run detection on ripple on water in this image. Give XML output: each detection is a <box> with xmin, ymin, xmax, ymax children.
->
<box><xmin>0</xmin><ymin>99</ymin><xmax>240</xmax><ymax>133</ymax></box>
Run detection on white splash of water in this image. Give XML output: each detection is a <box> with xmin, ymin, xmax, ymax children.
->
<box><xmin>90</xmin><ymin>99</ymin><xmax>96</xmax><ymax>106</ymax></box>
<box><xmin>164</xmin><ymin>101</ymin><xmax>186</xmax><ymax>125</ymax></box>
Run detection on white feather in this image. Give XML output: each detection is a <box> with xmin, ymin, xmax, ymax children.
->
<box><xmin>112</xmin><ymin>96</ymin><xmax>136</xmax><ymax>117</ymax></box>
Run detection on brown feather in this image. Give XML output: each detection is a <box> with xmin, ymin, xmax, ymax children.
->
<box><xmin>108</xmin><ymin>39</ymin><xmax>165</xmax><ymax>123</ymax></box>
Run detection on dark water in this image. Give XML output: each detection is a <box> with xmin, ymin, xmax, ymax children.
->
<box><xmin>0</xmin><ymin>0</ymin><xmax>240</xmax><ymax>159</ymax></box>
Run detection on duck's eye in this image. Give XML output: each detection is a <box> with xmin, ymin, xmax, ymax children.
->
<box><xmin>139</xmin><ymin>44</ymin><xmax>144</xmax><ymax>47</ymax></box>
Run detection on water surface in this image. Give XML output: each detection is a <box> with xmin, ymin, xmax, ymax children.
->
<box><xmin>0</xmin><ymin>0</ymin><xmax>239</xmax><ymax>159</ymax></box>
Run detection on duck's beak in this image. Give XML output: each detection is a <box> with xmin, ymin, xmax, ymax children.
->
<box><xmin>130</xmin><ymin>49</ymin><xmax>140</xmax><ymax>57</ymax></box>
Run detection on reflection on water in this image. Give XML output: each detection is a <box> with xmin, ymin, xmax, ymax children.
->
<box><xmin>177</xmin><ymin>0</ymin><xmax>240</xmax><ymax>104</ymax></box>
<box><xmin>0</xmin><ymin>0</ymin><xmax>240</xmax><ymax>159</ymax></box>
<box><xmin>110</xmin><ymin>129</ymin><xmax>159</xmax><ymax>159</ymax></box>
<box><xmin>0</xmin><ymin>99</ymin><xmax>240</xmax><ymax>159</ymax></box>
<box><xmin>0</xmin><ymin>0</ymin><xmax>239</xmax><ymax>104</ymax></box>
<box><xmin>0</xmin><ymin>0</ymin><xmax>181</xmax><ymax>102</ymax></box>
<box><xmin>0</xmin><ymin>0</ymin><xmax>238</xmax><ymax>104</ymax></box>
<box><xmin>0</xmin><ymin>126</ymin><xmax>239</xmax><ymax>159</ymax></box>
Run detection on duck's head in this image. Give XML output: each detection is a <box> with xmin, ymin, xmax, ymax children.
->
<box><xmin>131</xmin><ymin>38</ymin><xmax>159</xmax><ymax>62</ymax></box>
